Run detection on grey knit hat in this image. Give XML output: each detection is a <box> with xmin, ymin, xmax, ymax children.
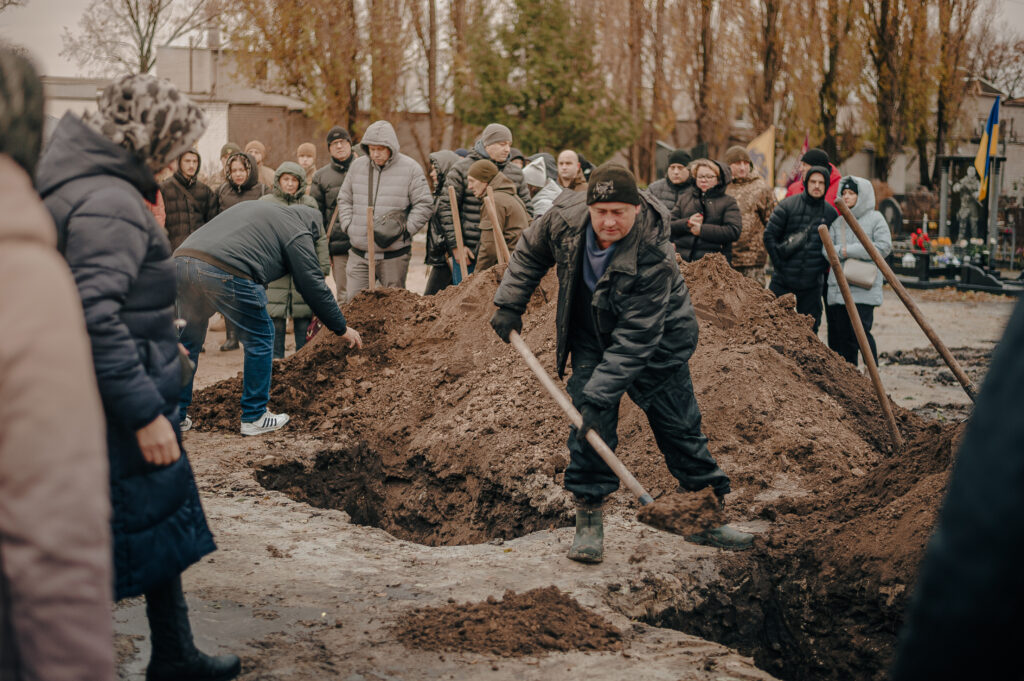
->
<box><xmin>0</xmin><ymin>48</ymin><xmax>44</xmax><ymax>176</ymax></box>
<box><xmin>82</xmin><ymin>74</ymin><xmax>207</xmax><ymax>170</ymax></box>
<box><xmin>480</xmin><ymin>123</ymin><xmax>513</xmax><ymax>147</ymax></box>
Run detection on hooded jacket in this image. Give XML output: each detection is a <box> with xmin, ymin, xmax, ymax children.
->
<box><xmin>494</xmin><ymin>190</ymin><xmax>700</xmax><ymax>409</ymax></box>
<box><xmin>437</xmin><ymin>139</ymin><xmax>534</xmax><ymax>256</ymax></box>
<box><xmin>669</xmin><ymin>161</ymin><xmax>742</xmax><ymax>263</ymax></box>
<box><xmin>531</xmin><ymin>178</ymin><xmax>564</xmax><ymax>218</ymax></box>
<box><xmin>726</xmin><ymin>172</ymin><xmax>776</xmax><ymax>268</ymax></box>
<box><xmin>36</xmin><ymin>113</ymin><xmax>216</xmax><ymax>600</ymax></box>
<box><xmin>474</xmin><ymin>171</ymin><xmax>530</xmax><ymax>271</ymax></box>
<box><xmin>763</xmin><ymin>166</ymin><xmax>839</xmax><ymax>291</ymax></box>
<box><xmin>161</xmin><ymin>151</ymin><xmax>216</xmax><ymax>250</ymax></box>
<box><xmin>786</xmin><ymin>162</ymin><xmax>843</xmax><ymax>208</ymax></box>
<box><xmin>337</xmin><ymin>120</ymin><xmax>433</xmax><ymax>254</ymax></box>
<box><xmin>425</xmin><ymin>150</ymin><xmax>462</xmax><ymax>267</ymax></box>
<box><xmin>260</xmin><ymin>162</ymin><xmax>330</xmax><ymax>319</ymax></box>
<box><xmin>0</xmin><ymin>154</ymin><xmax>115</xmax><ymax>681</ymax></box>
<box><xmin>215</xmin><ymin>151</ymin><xmax>267</xmax><ymax>213</ymax></box>
<box><xmin>824</xmin><ymin>176</ymin><xmax>892</xmax><ymax>307</ymax></box>
<box><xmin>310</xmin><ymin>151</ymin><xmax>357</xmax><ymax>256</ymax></box>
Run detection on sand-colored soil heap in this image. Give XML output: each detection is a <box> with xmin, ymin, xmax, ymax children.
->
<box><xmin>193</xmin><ymin>254</ymin><xmax>963</xmax><ymax>680</ymax></box>
<box><xmin>392</xmin><ymin>586</ymin><xmax>623</xmax><ymax>657</ymax></box>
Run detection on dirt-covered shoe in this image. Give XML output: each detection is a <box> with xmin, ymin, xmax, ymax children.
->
<box><xmin>567</xmin><ymin>504</ymin><xmax>604</xmax><ymax>564</ymax></box>
<box><xmin>687</xmin><ymin>524</ymin><xmax>754</xmax><ymax>551</ymax></box>
<box><xmin>240</xmin><ymin>411</ymin><xmax>290</xmax><ymax>436</ymax></box>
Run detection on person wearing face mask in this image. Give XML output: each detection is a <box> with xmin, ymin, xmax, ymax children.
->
<box><xmin>648</xmin><ymin>149</ymin><xmax>693</xmax><ymax>212</ymax></box>
<box><xmin>724</xmin><ymin>146</ymin><xmax>775</xmax><ymax>285</ymax></box>
<box><xmin>763</xmin><ymin>166</ymin><xmax>839</xmax><ymax>332</ymax></box>
<box><xmin>261</xmin><ymin>163</ymin><xmax>328</xmax><ymax>358</ymax></box>
<box><xmin>669</xmin><ymin>158</ymin><xmax>742</xmax><ymax>263</ymax></box>
<box><xmin>436</xmin><ymin>123</ymin><xmax>534</xmax><ymax>277</ymax></box>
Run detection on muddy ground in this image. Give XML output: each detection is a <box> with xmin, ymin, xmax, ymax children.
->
<box><xmin>115</xmin><ymin>255</ymin><xmax>1016</xmax><ymax>681</ymax></box>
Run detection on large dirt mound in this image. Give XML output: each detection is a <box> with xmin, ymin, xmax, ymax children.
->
<box><xmin>192</xmin><ymin>254</ymin><xmax>958</xmax><ymax>679</ymax></box>
<box><xmin>391</xmin><ymin>586</ymin><xmax>623</xmax><ymax>657</ymax></box>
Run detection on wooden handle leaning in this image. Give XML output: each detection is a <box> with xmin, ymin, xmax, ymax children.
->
<box><xmin>448</xmin><ymin>185</ymin><xmax>467</xmax><ymax>280</ymax></box>
<box><xmin>836</xmin><ymin>200</ymin><xmax>977</xmax><ymax>401</ymax></box>
<box><xmin>485</xmin><ymin>186</ymin><xmax>512</xmax><ymax>266</ymax></box>
<box><xmin>366</xmin><ymin>204</ymin><xmax>375</xmax><ymax>292</ymax></box>
<box><xmin>819</xmin><ymin>225</ymin><xmax>903</xmax><ymax>451</ymax></box>
<box><xmin>509</xmin><ymin>331</ymin><xmax>653</xmax><ymax>505</ymax></box>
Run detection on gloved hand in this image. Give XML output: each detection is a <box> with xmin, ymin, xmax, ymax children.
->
<box><xmin>578</xmin><ymin>401</ymin><xmax>602</xmax><ymax>438</ymax></box>
<box><xmin>490</xmin><ymin>307</ymin><xmax>522</xmax><ymax>343</ymax></box>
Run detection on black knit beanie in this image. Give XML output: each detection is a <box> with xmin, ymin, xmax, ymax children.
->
<box><xmin>840</xmin><ymin>177</ymin><xmax>859</xmax><ymax>195</ymax></box>
<box><xmin>802</xmin><ymin>148</ymin><xmax>830</xmax><ymax>168</ymax></box>
<box><xmin>326</xmin><ymin>126</ymin><xmax>352</xmax><ymax>145</ymax></box>
<box><xmin>0</xmin><ymin>48</ymin><xmax>44</xmax><ymax>177</ymax></box>
<box><xmin>587</xmin><ymin>163</ymin><xmax>641</xmax><ymax>206</ymax></box>
<box><xmin>668</xmin><ymin>149</ymin><xmax>692</xmax><ymax>167</ymax></box>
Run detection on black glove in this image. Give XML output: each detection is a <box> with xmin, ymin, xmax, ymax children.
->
<box><xmin>490</xmin><ymin>307</ymin><xmax>522</xmax><ymax>343</ymax></box>
<box><xmin>578</xmin><ymin>402</ymin><xmax>602</xmax><ymax>438</ymax></box>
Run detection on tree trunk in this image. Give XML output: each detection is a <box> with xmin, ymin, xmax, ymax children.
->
<box><xmin>428</xmin><ymin>0</ymin><xmax>441</xmax><ymax>150</ymax></box>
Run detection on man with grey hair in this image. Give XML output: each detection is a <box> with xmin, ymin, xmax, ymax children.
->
<box><xmin>437</xmin><ymin>123</ymin><xmax>533</xmax><ymax>275</ymax></box>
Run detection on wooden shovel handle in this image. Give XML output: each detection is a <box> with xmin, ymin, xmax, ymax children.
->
<box><xmin>509</xmin><ymin>331</ymin><xmax>653</xmax><ymax>505</ymax></box>
<box><xmin>366</xmin><ymin>204</ymin><xmax>375</xmax><ymax>292</ymax></box>
<box><xmin>448</xmin><ymin>185</ymin><xmax>467</xmax><ymax>280</ymax></box>
<box><xmin>485</xmin><ymin>186</ymin><xmax>512</xmax><ymax>266</ymax></box>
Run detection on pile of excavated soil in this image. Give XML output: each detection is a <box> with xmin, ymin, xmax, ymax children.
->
<box><xmin>636</xmin><ymin>488</ymin><xmax>723</xmax><ymax>536</ymax></box>
<box><xmin>391</xmin><ymin>586</ymin><xmax>623</xmax><ymax>657</ymax></box>
<box><xmin>192</xmin><ymin>254</ymin><xmax>964</xmax><ymax>679</ymax></box>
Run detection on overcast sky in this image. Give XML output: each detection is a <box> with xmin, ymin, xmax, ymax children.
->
<box><xmin>2</xmin><ymin>0</ymin><xmax>1024</xmax><ymax>78</ymax></box>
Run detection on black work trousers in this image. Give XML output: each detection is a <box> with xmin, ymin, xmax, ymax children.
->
<box><xmin>770</xmin><ymin>278</ymin><xmax>823</xmax><ymax>333</ymax></box>
<box><xmin>826</xmin><ymin>303</ymin><xmax>877</xmax><ymax>367</ymax></box>
<box><xmin>563</xmin><ymin>353</ymin><xmax>731</xmax><ymax>505</ymax></box>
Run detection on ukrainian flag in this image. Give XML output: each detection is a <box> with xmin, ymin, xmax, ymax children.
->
<box><xmin>975</xmin><ymin>98</ymin><xmax>1000</xmax><ymax>201</ymax></box>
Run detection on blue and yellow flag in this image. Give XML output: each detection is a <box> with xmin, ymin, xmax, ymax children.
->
<box><xmin>746</xmin><ymin>126</ymin><xmax>775</xmax><ymax>186</ymax></box>
<box><xmin>974</xmin><ymin>98</ymin><xmax>1000</xmax><ymax>201</ymax></box>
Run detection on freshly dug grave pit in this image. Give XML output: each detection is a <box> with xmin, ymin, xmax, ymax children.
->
<box><xmin>392</xmin><ymin>586</ymin><xmax>623</xmax><ymax>657</ymax></box>
<box><xmin>192</xmin><ymin>254</ymin><xmax>967</xmax><ymax>679</ymax></box>
<box><xmin>255</xmin><ymin>440</ymin><xmax>571</xmax><ymax>546</ymax></box>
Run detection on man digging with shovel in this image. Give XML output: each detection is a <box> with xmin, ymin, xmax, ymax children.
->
<box><xmin>490</xmin><ymin>163</ymin><xmax>753</xmax><ymax>563</ymax></box>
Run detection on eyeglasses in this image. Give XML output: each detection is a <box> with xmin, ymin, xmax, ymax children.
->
<box><xmin>696</xmin><ymin>174</ymin><xmax>717</xmax><ymax>181</ymax></box>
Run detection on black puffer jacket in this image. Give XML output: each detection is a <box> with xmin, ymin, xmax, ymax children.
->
<box><xmin>425</xmin><ymin>150</ymin><xmax>462</xmax><ymax>267</ymax></box>
<box><xmin>437</xmin><ymin>140</ymin><xmax>533</xmax><ymax>256</ymax></box>
<box><xmin>669</xmin><ymin>161</ymin><xmax>742</xmax><ymax>263</ymax></box>
<box><xmin>160</xmin><ymin>152</ymin><xmax>216</xmax><ymax>250</ymax></box>
<box><xmin>647</xmin><ymin>176</ymin><xmax>691</xmax><ymax>213</ymax></box>
<box><xmin>494</xmin><ymin>190</ymin><xmax>699</xmax><ymax>408</ymax></box>
<box><xmin>214</xmin><ymin>151</ymin><xmax>266</xmax><ymax>213</ymax></box>
<box><xmin>763</xmin><ymin>166</ymin><xmax>839</xmax><ymax>290</ymax></box>
<box><xmin>309</xmin><ymin>153</ymin><xmax>356</xmax><ymax>256</ymax></box>
<box><xmin>36</xmin><ymin>113</ymin><xmax>215</xmax><ymax>600</ymax></box>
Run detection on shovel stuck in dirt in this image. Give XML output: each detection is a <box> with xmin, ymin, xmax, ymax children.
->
<box><xmin>509</xmin><ymin>331</ymin><xmax>724</xmax><ymax>536</ymax></box>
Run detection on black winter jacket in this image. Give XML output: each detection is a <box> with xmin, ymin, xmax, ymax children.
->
<box><xmin>214</xmin><ymin>151</ymin><xmax>267</xmax><ymax>213</ymax></box>
<box><xmin>763</xmin><ymin>166</ymin><xmax>839</xmax><ymax>290</ymax></box>
<box><xmin>309</xmin><ymin>154</ymin><xmax>355</xmax><ymax>256</ymax></box>
<box><xmin>647</xmin><ymin>176</ymin><xmax>692</xmax><ymax>213</ymax></box>
<box><xmin>669</xmin><ymin>161</ymin><xmax>742</xmax><ymax>263</ymax></box>
<box><xmin>36</xmin><ymin>113</ymin><xmax>215</xmax><ymax>600</ymax></box>
<box><xmin>161</xmin><ymin>158</ymin><xmax>216</xmax><ymax>250</ymax></box>
<box><xmin>494</xmin><ymin>190</ymin><xmax>700</xmax><ymax>408</ymax></box>
<box><xmin>425</xmin><ymin>150</ymin><xmax>462</xmax><ymax>267</ymax></box>
<box><xmin>437</xmin><ymin>140</ymin><xmax>533</xmax><ymax>256</ymax></box>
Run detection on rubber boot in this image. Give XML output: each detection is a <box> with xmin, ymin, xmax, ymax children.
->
<box><xmin>685</xmin><ymin>492</ymin><xmax>754</xmax><ymax>551</ymax></box>
<box><xmin>567</xmin><ymin>502</ymin><xmax>604</xmax><ymax>564</ymax></box>
<box><xmin>219</xmin><ymin>323</ymin><xmax>239</xmax><ymax>352</ymax></box>
<box><xmin>145</xmin><ymin>575</ymin><xmax>241</xmax><ymax>681</ymax></box>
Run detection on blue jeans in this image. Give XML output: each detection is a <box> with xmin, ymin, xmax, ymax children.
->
<box><xmin>176</xmin><ymin>257</ymin><xmax>275</xmax><ymax>423</ymax></box>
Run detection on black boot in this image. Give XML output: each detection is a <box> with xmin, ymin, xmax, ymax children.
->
<box><xmin>219</xmin><ymin>322</ymin><xmax>239</xmax><ymax>352</ymax></box>
<box><xmin>145</xmin><ymin>576</ymin><xmax>241</xmax><ymax>681</ymax></box>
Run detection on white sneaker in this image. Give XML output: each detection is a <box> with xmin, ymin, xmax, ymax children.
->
<box><xmin>240</xmin><ymin>411</ymin><xmax>290</xmax><ymax>436</ymax></box>
<box><xmin>180</xmin><ymin>416</ymin><xmax>193</xmax><ymax>432</ymax></box>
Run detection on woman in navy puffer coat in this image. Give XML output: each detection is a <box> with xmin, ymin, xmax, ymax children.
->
<box><xmin>36</xmin><ymin>74</ymin><xmax>240</xmax><ymax>681</ymax></box>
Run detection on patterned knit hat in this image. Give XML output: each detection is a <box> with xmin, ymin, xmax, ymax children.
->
<box><xmin>82</xmin><ymin>74</ymin><xmax>207</xmax><ymax>171</ymax></box>
<box><xmin>587</xmin><ymin>163</ymin><xmax>640</xmax><ymax>206</ymax></box>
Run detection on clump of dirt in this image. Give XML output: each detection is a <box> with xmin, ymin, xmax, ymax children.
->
<box><xmin>637</xmin><ymin>488</ymin><xmax>723</xmax><ymax>536</ymax></box>
<box><xmin>392</xmin><ymin>586</ymin><xmax>623</xmax><ymax>657</ymax></box>
<box><xmin>192</xmin><ymin>253</ymin><xmax>973</xmax><ymax>680</ymax></box>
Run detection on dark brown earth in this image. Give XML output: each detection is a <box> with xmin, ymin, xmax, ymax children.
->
<box><xmin>391</xmin><ymin>586</ymin><xmax>623</xmax><ymax>657</ymax></box>
<box><xmin>191</xmin><ymin>254</ymin><xmax>965</xmax><ymax>680</ymax></box>
<box><xmin>637</xmin><ymin>488</ymin><xmax>724</xmax><ymax>536</ymax></box>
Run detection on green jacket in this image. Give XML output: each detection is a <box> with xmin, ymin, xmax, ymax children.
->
<box><xmin>260</xmin><ymin>162</ymin><xmax>329</xmax><ymax>319</ymax></box>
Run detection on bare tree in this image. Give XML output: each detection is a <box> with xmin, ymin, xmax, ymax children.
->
<box><xmin>0</xmin><ymin>0</ymin><xmax>27</xmax><ymax>12</ymax></box>
<box><xmin>61</xmin><ymin>0</ymin><xmax>212</xmax><ymax>75</ymax></box>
